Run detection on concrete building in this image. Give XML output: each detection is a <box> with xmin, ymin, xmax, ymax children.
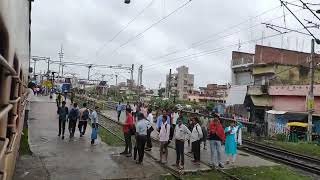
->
<box><xmin>166</xmin><ymin>66</ymin><xmax>194</xmax><ymax>99</ymax></box>
<box><xmin>228</xmin><ymin>45</ymin><xmax>320</xmax><ymax>136</ymax></box>
<box><xmin>231</xmin><ymin>51</ymin><xmax>254</xmax><ymax>85</ymax></box>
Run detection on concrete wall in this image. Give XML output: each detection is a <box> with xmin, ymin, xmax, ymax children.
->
<box><xmin>0</xmin><ymin>0</ymin><xmax>31</xmax><ymax>179</ymax></box>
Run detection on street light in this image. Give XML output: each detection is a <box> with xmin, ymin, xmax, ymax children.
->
<box><xmin>316</xmin><ymin>9</ymin><xmax>320</xmax><ymax>14</ymax></box>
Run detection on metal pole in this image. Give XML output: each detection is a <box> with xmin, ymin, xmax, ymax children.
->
<box><xmin>88</xmin><ymin>66</ymin><xmax>92</xmax><ymax>80</ymax></box>
<box><xmin>61</xmin><ymin>64</ymin><xmax>64</xmax><ymax>77</ymax></box>
<box><xmin>307</xmin><ymin>39</ymin><xmax>315</xmax><ymax>142</ymax></box>
<box><xmin>33</xmin><ymin>59</ymin><xmax>36</xmax><ymax>79</ymax></box>
<box><xmin>131</xmin><ymin>64</ymin><xmax>134</xmax><ymax>90</ymax></box>
<box><xmin>115</xmin><ymin>75</ymin><xmax>118</xmax><ymax>86</ymax></box>
<box><xmin>168</xmin><ymin>69</ymin><xmax>172</xmax><ymax>98</ymax></box>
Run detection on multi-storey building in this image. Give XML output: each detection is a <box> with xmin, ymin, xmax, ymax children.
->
<box><xmin>166</xmin><ymin>66</ymin><xmax>194</xmax><ymax>99</ymax></box>
<box><xmin>228</xmin><ymin>45</ymin><xmax>320</xmax><ymax>136</ymax></box>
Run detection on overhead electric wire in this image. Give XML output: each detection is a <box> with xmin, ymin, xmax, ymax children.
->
<box><xmin>144</xmin><ymin>9</ymin><xmax>306</xmax><ymax>70</ymax></box>
<box><xmin>144</xmin><ymin>27</ymin><xmax>307</xmax><ymax>71</ymax></box>
<box><xmin>94</xmin><ymin>0</ymin><xmax>155</xmax><ymax>59</ymax></box>
<box><xmin>144</xmin><ymin>2</ymin><xmax>306</xmax><ymax>68</ymax></box>
<box><xmin>105</xmin><ymin>0</ymin><xmax>192</xmax><ymax>58</ymax></box>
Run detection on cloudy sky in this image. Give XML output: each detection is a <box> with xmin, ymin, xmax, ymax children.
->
<box><xmin>31</xmin><ymin>0</ymin><xmax>320</xmax><ymax>89</ymax></box>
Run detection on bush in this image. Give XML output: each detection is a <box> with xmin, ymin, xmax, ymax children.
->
<box><xmin>275</xmin><ymin>133</ymin><xmax>288</xmax><ymax>141</ymax></box>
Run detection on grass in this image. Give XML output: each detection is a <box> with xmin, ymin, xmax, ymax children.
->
<box><xmin>19</xmin><ymin>128</ymin><xmax>32</xmax><ymax>155</ymax></box>
<box><xmin>172</xmin><ymin>166</ymin><xmax>311</xmax><ymax>180</ymax></box>
<box><xmin>98</xmin><ymin>127</ymin><xmax>124</xmax><ymax>146</ymax></box>
<box><xmin>225</xmin><ymin>166</ymin><xmax>311</xmax><ymax>180</ymax></box>
<box><xmin>264</xmin><ymin>140</ymin><xmax>320</xmax><ymax>158</ymax></box>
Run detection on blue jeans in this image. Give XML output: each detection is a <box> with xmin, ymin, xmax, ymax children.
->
<box><xmin>210</xmin><ymin>140</ymin><xmax>223</xmax><ymax>166</ymax></box>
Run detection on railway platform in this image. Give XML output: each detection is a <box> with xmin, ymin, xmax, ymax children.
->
<box><xmin>14</xmin><ymin>97</ymin><xmax>166</xmax><ymax>180</ymax></box>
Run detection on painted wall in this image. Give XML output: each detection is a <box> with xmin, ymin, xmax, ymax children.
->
<box><xmin>272</xmin><ymin>96</ymin><xmax>320</xmax><ymax>113</ymax></box>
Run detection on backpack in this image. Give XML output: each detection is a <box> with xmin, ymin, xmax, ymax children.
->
<box><xmin>82</xmin><ymin>109</ymin><xmax>89</xmax><ymax>120</ymax></box>
<box><xmin>69</xmin><ymin>108</ymin><xmax>78</xmax><ymax>121</ymax></box>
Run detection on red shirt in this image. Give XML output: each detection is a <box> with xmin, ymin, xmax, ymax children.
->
<box><xmin>123</xmin><ymin>113</ymin><xmax>133</xmax><ymax>133</ymax></box>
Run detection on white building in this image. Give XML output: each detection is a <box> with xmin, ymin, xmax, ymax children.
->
<box><xmin>166</xmin><ymin>66</ymin><xmax>194</xmax><ymax>99</ymax></box>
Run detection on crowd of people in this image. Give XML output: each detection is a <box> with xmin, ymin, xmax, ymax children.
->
<box><xmin>118</xmin><ymin>102</ymin><xmax>243</xmax><ymax>169</ymax></box>
<box><xmin>56</xmin><ymin>100</ymin><xmax>99</xmax><ymax>144</ymax></box>
<box><xmin>56</xmin><ymin>98</ymin><xmax>243</xmax><ymax>169</ymax></box>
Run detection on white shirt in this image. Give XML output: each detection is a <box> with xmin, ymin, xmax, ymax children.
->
<box><xmin>190</xmin><ymin>123</ymin><xmax>203</xmax><ymax>143</ymax></box>
<box><xmin>159</xmin><ymin>122</ymin><xmax>170</xmax><ymax>142</ymax></box>
<box><xmin>147</xmin><ymin>113</ymin><xmax>153</xmax><ymax>123</ymax></box>
<box><xmin>174</xmin><ymin>124</ymin><xmax>191</xmax><ymax>141</ymax></box>
<box><xmin>132</xmin><ymin>105</ymin><xmax>136</xmax><ymax>113</ymax></box>
<box><xmin>26</xmin><ymin>88</ymin><xmax>34</xmax><ymax>110</ymax></box>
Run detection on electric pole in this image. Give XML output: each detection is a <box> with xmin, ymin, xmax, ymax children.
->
<box><xmin>307</xmin><ymin>39</ymin><xmax>315</xmax><ymax>142</ymax></box>
<box><xmin>61</xmin><ymin>64</ymin><xmax>65</xmax><ymax>77</ymax></box>
<box><xmin>168</xmin><ymin>69</ymin><xmax>172</xmax><ymax>98</ymax></box>
<box><xmin>137</xmin><ymin>65</ymin><xmax>143</xmax><ymax>100</ymax></box>
<box><xmin>58</xmin><ymin>44</ymin><xmax>64</xmax><ymax>77</ymax></box>
<box><xmin>88</xmin><ymin>65</ymin><xmax>92</xmax><ymax>80</ymax></box>
<box><xmin>115</xmin><ymin>74</ymin><xmax>118</xmax><ymax>86</ymax></box>
<box><xmin>130</xmin><ymin>64</ymin><xmax>134</xmax><ymax>90</ymax></box>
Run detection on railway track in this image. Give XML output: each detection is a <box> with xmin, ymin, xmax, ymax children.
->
<box><xmin>242</xmin><ymin>139</ymin><xmax>320</xmax><ymax>175</ymax></box>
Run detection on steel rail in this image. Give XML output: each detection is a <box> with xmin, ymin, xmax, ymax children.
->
<box><xmin>242</xmin><ymin>139</ymin><xmax>320</xmax><ymax>165</ymax></box>
<box><xmin>242</xmin><ymin>146</ymin><xmax>320</xmax><ymax>175</ymax></box>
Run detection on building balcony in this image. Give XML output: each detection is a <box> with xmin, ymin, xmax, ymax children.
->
<box><xmin>232</xmin><ymin>58</ymin><xmax>254</xmax><ymax>68</ymax></box>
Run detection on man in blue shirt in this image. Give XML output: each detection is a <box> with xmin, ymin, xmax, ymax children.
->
<box><xmin>135</xmin><ymin>112</ymin><xmax>149</xmax><ymax>164</ymax></box>
<box><xmin>116</xmin><ymin>101</ymin><xmax>123</xmax><ymax>122</ymax></box>
<box><xmin>156</xmin><ymin>110</ymin><xmax>171</xmax><ymax>131</ymax></box>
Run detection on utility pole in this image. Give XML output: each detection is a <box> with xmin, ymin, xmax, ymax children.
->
<box><xmin>33</xmin><ymin>58</ymin><xmax>37</xmax><ymax>79</ymax></box>
<box><xmin>115</xmin><ymin>74</ymin><xmax>118</xmax><ymax>86</ymax></box>
<box><xmin>87</xmin><ymin>65</ymin><xmax>92</xmax><ymax>80</ymax></box>
<box><xmin>58</xmin><ymin>44</ymin><xmax>64</xmax><ymax>77</ymax></box>
<box><xmin>130</xmin><ymin>64</ymin><xmax>134</xmax><ymax>90</ymax></box>
<box><xmin>47</xmin><ymin>57</ymin><xmax>50</xmax><ymax>75</ymax></box>
<box><xmin>137</xmin><ymin>65</ymin><xmax>143</xmax><ymax>100</ymax></box>
<box><xmin>307</xmin><ymin>39</ymin><xmax>315</xmax><ymax>142</ymax></box>
<box><xmin>168</xmin><ymin>69</ymin><xmax>172</xmax><ymax>98</ymax></box>
<box><xmin>61</xmin><ymin>64</ymin><xmax>65</xmax><ymax>77</ymax></box>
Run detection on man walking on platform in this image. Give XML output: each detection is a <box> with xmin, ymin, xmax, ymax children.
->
<box><xmin>174</xmin><ymin>118</ymin><xmax>191</xmax><ymax>169</ymax></box>
<box><xmin>91</xmin><ymin>106</ymin><xmax>99</xmax><ymax>145</ymax></box>
<box><xmin>159</xmin><ymin>114</ymin><xmax>170</xmax><ymax>164</ymax></box>
<box><xmin>116</xmin><ymin>101</ymin><xmax>123</xmax><ymax>122</ymax></box>
<box><xmin>190</xmin><ymin>117</ymin><xmax>203</xmax><ymax>165</ymax></box>
<box><xmin>135</xmin><ymin>112</ymin><xmax>149</xmax><ymax>164</ymax></box>
<box><xmin>120</xmin><ymin>108</ymin><xmax>133</xmax><ymax>157</ymax></box>
<box><xmin>79</xmin><ymin>103</ymin><xmax>90</xmax><ymax>137</ymax></box>
<box><xmin>145</xmin><ymin>108</ymin><xmax>154</xmax><ymax>151</ymax></box>
<box><xmin>68</xmin><ymin>103</ymin><xmax>79</xmax><ymax>138</ymax></box>
<box><xmin>57</xmin><ymin>101</ymin><xmax>68</xmax><ymax>140</ymax></box>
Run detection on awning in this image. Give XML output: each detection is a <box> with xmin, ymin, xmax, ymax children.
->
<box><xmin>266</xmin><ymin>110</ymin><xmax>287</xmax><ymax>114</ymax></box>
<box><xmin>283</xmin><ymin>113</ymin><xmax>308</xmax><ymax>121</ymax></box>
<box><xmin>250</xmin><ymin>95</ymin><xmax>272</xmax><ymax>107</ymax></box>
<box><xmin>226</xmin><ymin>85</ymin><xmax>247</xmax><ymax>106</ymax></box>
